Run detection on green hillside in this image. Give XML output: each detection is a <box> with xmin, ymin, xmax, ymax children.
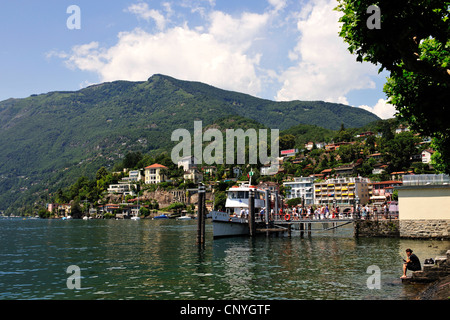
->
<box><xmin>0</xmin><ymin>74</ymin><xmax>379</xmax><ymax>213</ymax></box>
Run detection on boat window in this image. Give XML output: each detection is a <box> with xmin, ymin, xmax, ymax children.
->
<box><xmin>237</xmin><ymin>191</ymin><xmax>249</xmax><ymax>199</ymax></box>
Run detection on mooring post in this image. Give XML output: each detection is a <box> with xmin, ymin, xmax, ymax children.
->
<box><xmin>274</xmin><ymin>192</ymin><xmax>279</xmax><ymax>220</ymax></box>
<box><xmin>248</xmin><ymin>188</ymin><xmax>256</xmax><ymax>237</ymax></box>
<box><xmin>201</xmin><ymin>185</ymin><xmax>206</xmax><ymax>244</ymax></box>
<box><xmin>264</xmin><ymin>189</ymin><xmax>270</xmax><ymax>226</ymax></box>
<box><xmin>197</xmin><ymin>184</ymin><xmax>205</xmax><ymax>245</ymax></box>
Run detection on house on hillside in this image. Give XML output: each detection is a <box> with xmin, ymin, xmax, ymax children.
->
<box><xmin>355</xmin><ymin>131</ymin><xmax>374</xmax><ymax>138</ymax></box>
<box><xmin>372</xmin><ymin>164</ymin><xmax>388</xmax><ymax>175</ymax></box>
<box><xmin>107</xmin><ymin>183</ymin><xmax>136</xmax><ymax>196</ymax></box>
<box><xmin>422</xmin><ymin>149</ymin><xmax>434</xmax><ymax>164</ymax></box>
<box><xmin>184</xmin><ymin>167</ymin><xmax>203</xmax><ymax>184</ymax></box>
<box><xmin>258</xmin><ymin>181</ymin><xmax>280</xmax><ymax>193</ymax></box>
<box><xmin>395</xmin><ymin>124</ymin><xmax>410</xmax><ymax>134</ymax></box>
<box><xmin>325</xmin><ymin>141</ymin><xmax>354</xmax><ymax>152</ymax></box>
<box><xmin>121</xmin><ymin>170</ymin><xmax>144</xmax><ymax>183</ymax></box>
<box><xmin>202</xmin><ymin>166</ymin><xmax>217</xmax><ymax>176</ymax></box>
<box><xmin>177</xmin><ymin>156</ymin><xmax>198</xmax><ymax>171</ymax></box>
<box><xmin>144</xmin><ymin>163</ymin><xmax>168</xmax><ymax>184</ymax></box>
<box><xmin>334</xmin><ymin>162</ymin><xmax>361</xmax><ymax>176</ymax></box>
<box><xmin>305</xmin><ymin>141</ymin><xmax>314</xmax><ymax>151</ymax></box>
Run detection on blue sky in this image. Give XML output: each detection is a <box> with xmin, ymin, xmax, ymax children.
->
<box><xmin>0</xmin><ymin>0</ymin><xmax>395</xmax><ymax>119</ymax></box>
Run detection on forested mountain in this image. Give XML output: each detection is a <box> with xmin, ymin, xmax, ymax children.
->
<box><xmin>0</xmin><ymin>74</ymin><xmax>379</xmax><ymax>213</ymax></box>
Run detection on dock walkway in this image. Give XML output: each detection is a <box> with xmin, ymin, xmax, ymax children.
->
<box><xmin>253</xmin><ymin>217</ymin><xmax>355</xmax><ymax>236</ymax></box>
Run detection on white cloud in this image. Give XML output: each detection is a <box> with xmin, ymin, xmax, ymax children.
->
<box><xmin>65</xmin><ymin>20</ymin><xmax>265</xmax><ymax>95</ymax></box>
<box><xmin>65</xmin><ymin>42</ymin><xmax>107</xmax><ymax>71</ymax></box>
<box><xmin>54</xmin><ymin>0</ymin><xmax>388</xmax><ymax>107</ymax></box>
<box><xmin>268</xmin><ymin>0</ymin><xmax>287</xmax><ymax>12</ymax></box>
<box><xmin>275</xmin><ymin>0</ymin><xmax>378</xmax><ymax>103</ymax></box>
<box><xmin>126</xmin><ymin>2</ymin><xmax>167</xmax><ymax>30</ymax></box>
<box><xmin>208</xmin><ymin>11</ymin><xmax>269</xmax><ymax>51</ymax></box>
<box><xmin>359</xmin><ymin>99</ymin><xmax>396</xmax><ymax>119</ymax></box>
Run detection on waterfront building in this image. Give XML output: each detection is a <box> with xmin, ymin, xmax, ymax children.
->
<box><xmin>57</xmin><ymin>204</ymin><xmax>72</xmax><ymax>217</ymax></box>
<box><xmin>314</xmin><ymin>176</ymin><xmax>370</xmax><ymax>206</ymax></box>
<box><xmin>397</xmin><ymin>174</ymin><xmax>450</xmax><ymax>239</ymax></box>
<box><xmin>283</xmin><ymin>177</ymin><xmax>315</xmax><ymax>205</ymax></box>
<box><xmin>144</xmin><ymin>163</ymin><xmax>168</xmax><ymax>184</ymax></box>
<box><xmin>370</xmin><ymin>180</ymin><xmax>403</xmax><ymax>204</ymax></box>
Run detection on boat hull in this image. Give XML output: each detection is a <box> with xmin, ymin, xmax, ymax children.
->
<box><xmin>211</xmin><ymin>210</ymin><xmax>249</xmax><ymax>238</ymax></box>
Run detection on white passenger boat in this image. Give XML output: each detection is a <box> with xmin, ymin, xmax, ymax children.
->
<box><xmin>177</xmin><ymin>215</ymin><xmax>192</xmax><ymax>220</ymax></box>
<box><xmin>211</xmin><ymin>183</ymin><xmax>266</xmax><ymax>238</ymax></box>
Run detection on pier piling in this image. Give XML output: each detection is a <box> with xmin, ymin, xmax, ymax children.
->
<box><xmin>197</xmin><ymin>184</ymin><xmax>205</xmax><ymax>245</ymax></box>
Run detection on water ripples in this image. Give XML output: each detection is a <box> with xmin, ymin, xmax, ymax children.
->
<box><xmin>0</xmin><ymin>218</ymin><xmax>448</xmax><ymax>300</ymax></box>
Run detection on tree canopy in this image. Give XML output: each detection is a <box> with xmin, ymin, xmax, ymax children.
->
<box><xmin>336</xmin><ymin>0</ymin><xmax>450</xmax><ymax>173</ymax></box>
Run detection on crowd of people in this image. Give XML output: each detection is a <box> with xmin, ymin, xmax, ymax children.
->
<box><xmin>235</xmin><ymin>203</ymin><xmax>393</xmax><ymax>221</ymax></box>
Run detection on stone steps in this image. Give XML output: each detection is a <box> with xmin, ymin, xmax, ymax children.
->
<box><xmin>403</xmin><ymin>250</ymin><xmax>450</xmax><ymax>283</ymax></box>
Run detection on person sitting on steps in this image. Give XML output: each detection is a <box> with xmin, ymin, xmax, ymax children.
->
<box><xmin>401</xmin><ymin>248</ymin><xmax>421</xmax><ymax>279</ymax></box>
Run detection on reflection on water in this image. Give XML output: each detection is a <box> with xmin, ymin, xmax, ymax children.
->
<box><xmin>0</xmin><ymin>218</ymin><xmax>448</xmax><ymax>300</ymax></box>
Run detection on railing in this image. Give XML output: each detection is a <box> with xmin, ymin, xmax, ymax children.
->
<box><xmin>266</xmin><ymin>209</ymin><xmax>398</xmax><ymax>222</ymax></box>
<box><xmin>402</xmin><ymin>174</ymin><xmax>450</xmax><ymax>186</ymax></box>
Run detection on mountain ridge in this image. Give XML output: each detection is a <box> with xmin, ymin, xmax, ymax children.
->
<box><xmin>0</xmin><ymin>74</ymin><xmax>379</xmax><ymax>212</ymax></box>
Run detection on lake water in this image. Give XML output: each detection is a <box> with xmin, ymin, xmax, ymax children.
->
<box><xmin>0</xmin><ymin>218</ymin><xmax>448</xmax><ymax>300</ymax></box>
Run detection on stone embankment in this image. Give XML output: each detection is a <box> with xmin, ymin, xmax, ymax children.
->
<box><xmin>400</xmin><ymin>220</ymin><xmax>449</xmax><ymax>239</ymax></box>
<box><xmin>408</xmin><ymin>250</ymin><xmax>450</xmax><ymax>283</ymax></box>
<box><xmin>354</xmin><ymin>219</ymin><xmax>449</xmax><ymax>239</ymax></box>
<box><xmin>410</xmin><ymin>250</ymin><xmax>450</xmax><ymax>300</ymax></box>
<box><xmin>353</xmin><ymin>219</ymin><xmax>400</xmax><ymax>238</ymax></box>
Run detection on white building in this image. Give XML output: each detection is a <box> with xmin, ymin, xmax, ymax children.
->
<box><xmin>177</xmin><ymin>156</ymin><xmax>198</xmax><ymax>171</ymax></box>
<box><xmin>421</xmin><ymin>149</ymin><xmax>434</xmax><ymax>164</ymax></box>
<box><xmin>398</xmin><ymin>174</ymin><xmax>450</xmax><ymax>239</ymax></box>
<box><xmin>283</xmin><ymin>177</ymin><xmax>315</xmax><ymax>205</ymax></box>
<box><xmin>107</xmin><ymin>183</ymin><xmax>136</xmax><ymax>196</ymax></box>
<box><xmin>144</xmin><ymin>163</ymin><xmax>168</xmax><ymax>184</ymax></box>
<box><xmin>121</xmin><ymin>170</ymin><xmax>144</xmax><ymax>182</ymax></box>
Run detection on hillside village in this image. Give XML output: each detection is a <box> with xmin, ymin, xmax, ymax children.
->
<box><xmin>40</xmin><ymin>120</ymin><xmax>440</xmax><ymax>219</ymax></box>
